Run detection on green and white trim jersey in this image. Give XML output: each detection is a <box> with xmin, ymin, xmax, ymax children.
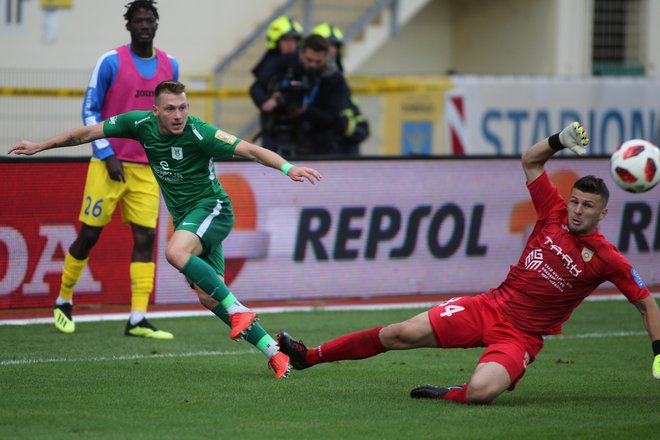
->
<box><xmin>103</xmin><ymin>111</ymin><xmax>241</xmax><ymax>225</ymax></box>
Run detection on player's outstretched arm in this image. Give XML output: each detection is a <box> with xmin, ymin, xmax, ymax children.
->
<box><xmin>234</xmin><ymin>139</ymin><xmax>322</xmax><ymax>184</ymax></box>
<box><xmin>8</xmin><ymin>123</ymin><xmax>106</xmax><ymax>156</ymax></box>
<box><xmin>521</xmin><ymin>122</ymin><xmax>589</xmax><ymax>184</ymax></box>
<box><xmin>633</xmin><ymin>296</ymin><xmax>660</xmax><ymax>379</ymax></box>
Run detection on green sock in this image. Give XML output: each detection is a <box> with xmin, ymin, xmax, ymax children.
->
<box><xmin>210</xmin><ymin>304</ymin><xmax>231</xmax><ymax>326</ymax></box>
<box><xmin>181</xmin><ymin>256</ymin><xmax>237</xmax><ymax>308</ymax></box>
<box><xmin>211</xmin><ymin>305</ymin><xmax>278</xmax><ymax>358</ymax></box>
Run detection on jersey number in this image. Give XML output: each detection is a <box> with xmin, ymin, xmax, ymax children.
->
<box><xmin>439</xmin><ymin>297</ymin><xmax>465</xmax><ymax>317</ymax></box>
<box><xmin>84</xmin><ymin>197</ymin><xmax>104</xmax><ymax>218</ymax></box>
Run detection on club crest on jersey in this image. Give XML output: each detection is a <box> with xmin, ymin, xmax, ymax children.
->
<box><xmin>215</xmin><ymin>129</ymin><xmax>237</xmax><ymax>144</ymax></box>
<box><xmin>171</xmin><ymin>146</ymin><xmax>183</xmax><ymax>160</ymax></box>
<box><xmin>581</xmin><ymin>247</ymin><xmax>594</xmax><ymax>262</ymax></box>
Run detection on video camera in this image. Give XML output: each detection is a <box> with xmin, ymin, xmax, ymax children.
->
<box><xmin>269</xmin><ymin>74</ymin><xmax>311</xmax><ymax>113</ymax></box>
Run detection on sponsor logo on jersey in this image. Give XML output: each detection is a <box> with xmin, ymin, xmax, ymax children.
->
<box><xmin>524</xmin><ymin>249</ymin><xmax>543</xmax><ymax>270</ymax></box>
<box><xmin>171</xmin><ymin>146</ymin><xmax>183</xmax><ymax>160</ymax></box>
<box><xmin>135</xmin><ymin>89</ymin><xmax>155</xmax><ymax>99</ymax></box>
<box><xmin>631</xmin><ymin>268</ymin><xmax>646</xmax><ymax>289</ymax></box>
<box><xmin>151</xmin><ymin>165</ymin><xmax>183</xmax><ymax>182</ymax></box>
<box><xmin>544</xmin><ymin>236</ymin><xmax>581</xmax><ymax>277</ymax></box>
<box><xmin>581</xmin><ymin>247</ymin><xmax>594</xmax><ymax>262</ymax></box>
<box><xmin>215</xmin><ymin>129</ymin><xmax>237</xmax><ymax>144</ymax></box>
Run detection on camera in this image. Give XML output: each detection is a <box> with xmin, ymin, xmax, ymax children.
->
<box><xmin>272</xmin><ymin>75</ymin><xmax>311</xmax><ymax>113</ymax></box>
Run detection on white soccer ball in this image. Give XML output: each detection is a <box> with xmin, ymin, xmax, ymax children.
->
<box><xmin>610</xmin><ymin>139</ymin><xmax>660</xmax><ymax>193</ymax></box>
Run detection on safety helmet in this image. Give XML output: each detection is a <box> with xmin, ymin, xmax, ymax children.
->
<box><xmin>266</xmin><ymin>16</ymin><xmax>303</xmax><ymax>49</ymax></box>
<box><xmin>312</xmin><ymin>22</ymin><xmax>344</xmax><ymax>46</ymax></box>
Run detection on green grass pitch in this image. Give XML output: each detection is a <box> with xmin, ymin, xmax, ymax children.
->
<box><xmin>1</xmin><ymin>298</ymin><xmax>658</xmax><ymax>439</ymax></box>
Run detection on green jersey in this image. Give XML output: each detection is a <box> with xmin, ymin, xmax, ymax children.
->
<box><xmin>103</xmin><ymin>110</ymin><xmax>241</xmax><ymax>225</ymax></box>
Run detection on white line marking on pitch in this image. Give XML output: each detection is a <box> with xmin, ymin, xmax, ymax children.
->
<box><xmin>0</xmin><ymin>303</ymin><xmax>449</xmax><ymax>326</ymax></box>
<box><xmin>545</xmin><ymin>331</ymin><xmax>646</xmax><ymax>340</ymax></box>
<box><xmin>0</xmin><ymin>349</ymin><xmax>254</xmax><ymax>366</ymax></box>
<box><xmin>0</xmin><ymin>331</ymin><xmax>647</xmax><ymax>367</ymax></box>
<box><xmin>3</xmin><ymin>293</ymin><xmax>658</xmax><ymax>326</ymax></box>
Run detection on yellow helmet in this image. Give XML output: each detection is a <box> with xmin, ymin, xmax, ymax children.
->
<box><xmin>266</xmin><ymin>16</ymin><xmax>303</xmax><ymax>49</ymax></box>
<box><xmin>312</xmin><ymin>22</ymin><xmax>344</xmax><ymax>46</ymax></box>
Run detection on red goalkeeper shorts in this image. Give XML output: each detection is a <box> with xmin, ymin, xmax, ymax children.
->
<box><xmin>428</xmin><ymin>294</ymin><xmax>544</xmax><ymax>390</ymax></box>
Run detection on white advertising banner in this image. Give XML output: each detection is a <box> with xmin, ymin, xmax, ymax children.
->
<box><xmin>445</xmin><ymin>76</ymin><xmax>660</xmax><ymax>156</ymax></box>
<box><xmin>154</xmin><ymin>160</ymin><xmax>659</xmax><ymax>304</ymax></box>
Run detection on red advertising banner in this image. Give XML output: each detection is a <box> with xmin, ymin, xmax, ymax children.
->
<box><xmin>1</xmin><ymin>161</ymin><xmax>137</xmax><ymax>308</ymax></box>
<box><xmin>2</xmin><ymin>159</ymin><xmax>657</xmax><ymax>309</ymax></box>
<box><xmin>155</xmin><ymin>159</ymin><xmax>659</xmax><ymax>304</ymax></box>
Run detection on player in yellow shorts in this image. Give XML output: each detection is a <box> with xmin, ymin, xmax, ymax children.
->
<box><xmin>53</xmin><ymin>0</ymin><xmax>176</xmax><ymax>339</ymax></box>
<box><xmin>55</xmin><ymin>160</ymin><xmax>172</xmax><ymax>339</ymax></box>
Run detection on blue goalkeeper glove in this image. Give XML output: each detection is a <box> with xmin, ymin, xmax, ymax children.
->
<box><xmin>653</xmin><ymin>354</ymin><xmax>660</xmax><ymax>379</ymax></box>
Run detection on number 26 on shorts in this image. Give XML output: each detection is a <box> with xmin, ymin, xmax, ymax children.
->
<box><xmin>439</xmin><ymin>297</ymin><xmax>465</xmax><ymax>318</ymax></box>
<box><xmin>84</xmin><ymin>196</ymin><xmax>104</xmax><ymax>218</ymax></box>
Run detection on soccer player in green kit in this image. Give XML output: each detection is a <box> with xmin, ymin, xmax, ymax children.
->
<box><xmin>9</xmin><ymin>80</ymin><xmax>322</xmax><ymax>379</ymax></box>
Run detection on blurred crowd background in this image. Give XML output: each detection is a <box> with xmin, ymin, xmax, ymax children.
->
<box><xmin>2</xmin><ymin>0</ymin><xmax>659</xmax><ymax>157</ymax></box>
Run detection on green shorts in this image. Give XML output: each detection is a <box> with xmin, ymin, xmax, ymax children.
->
<box><xmin>176</xmin><ymin>198</ymin><xmax>234</xmax><ymax>277</ymax></box>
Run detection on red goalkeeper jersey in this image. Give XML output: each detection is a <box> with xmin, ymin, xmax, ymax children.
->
<box><xmin>486</xmin><ymin>171</ymin><xmax>650</xmax><ymax>335</ymax></box>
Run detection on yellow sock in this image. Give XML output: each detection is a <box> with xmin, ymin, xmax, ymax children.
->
<box><xmin>59</xmin><ymin>252</ymin><xmax>89</xmax><ymax>301</ymax></box>
<box><xmin>130</xmin><ymin>262</ymin><xmax>155</xmax><ymax>313</ymax></box>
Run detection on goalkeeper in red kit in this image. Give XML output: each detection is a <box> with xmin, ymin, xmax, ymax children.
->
<box><xmin>277</xmin><ymin>122</ymin><xmax>660</xmax><ymax>404</ymax></box>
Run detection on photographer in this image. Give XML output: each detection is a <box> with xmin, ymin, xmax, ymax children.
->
<box><xmin>250</xmin><ymin>34</ymin><xmax>351</xmax><ymax>156</ymax></box>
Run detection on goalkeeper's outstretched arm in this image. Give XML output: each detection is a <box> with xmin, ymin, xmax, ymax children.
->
<box><xmin>633</xmin><ymin>296</ymin><xmax>660</xmax><ymax>379</ymax></box>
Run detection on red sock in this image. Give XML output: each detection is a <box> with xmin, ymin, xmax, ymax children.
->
<box><xmin>442</xmin><ymin>384</ymin><xmax>492</xmax><ymax>405</ymax></box>
<box><xmin>442</xmin><ymin>384</ymin><xmax>468</xmax><ymax>405</ymax></box>
<box><xmin>306</xmin><ymin>326</ymin><xmax>386</xmax><ymax>365</ymax></box>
